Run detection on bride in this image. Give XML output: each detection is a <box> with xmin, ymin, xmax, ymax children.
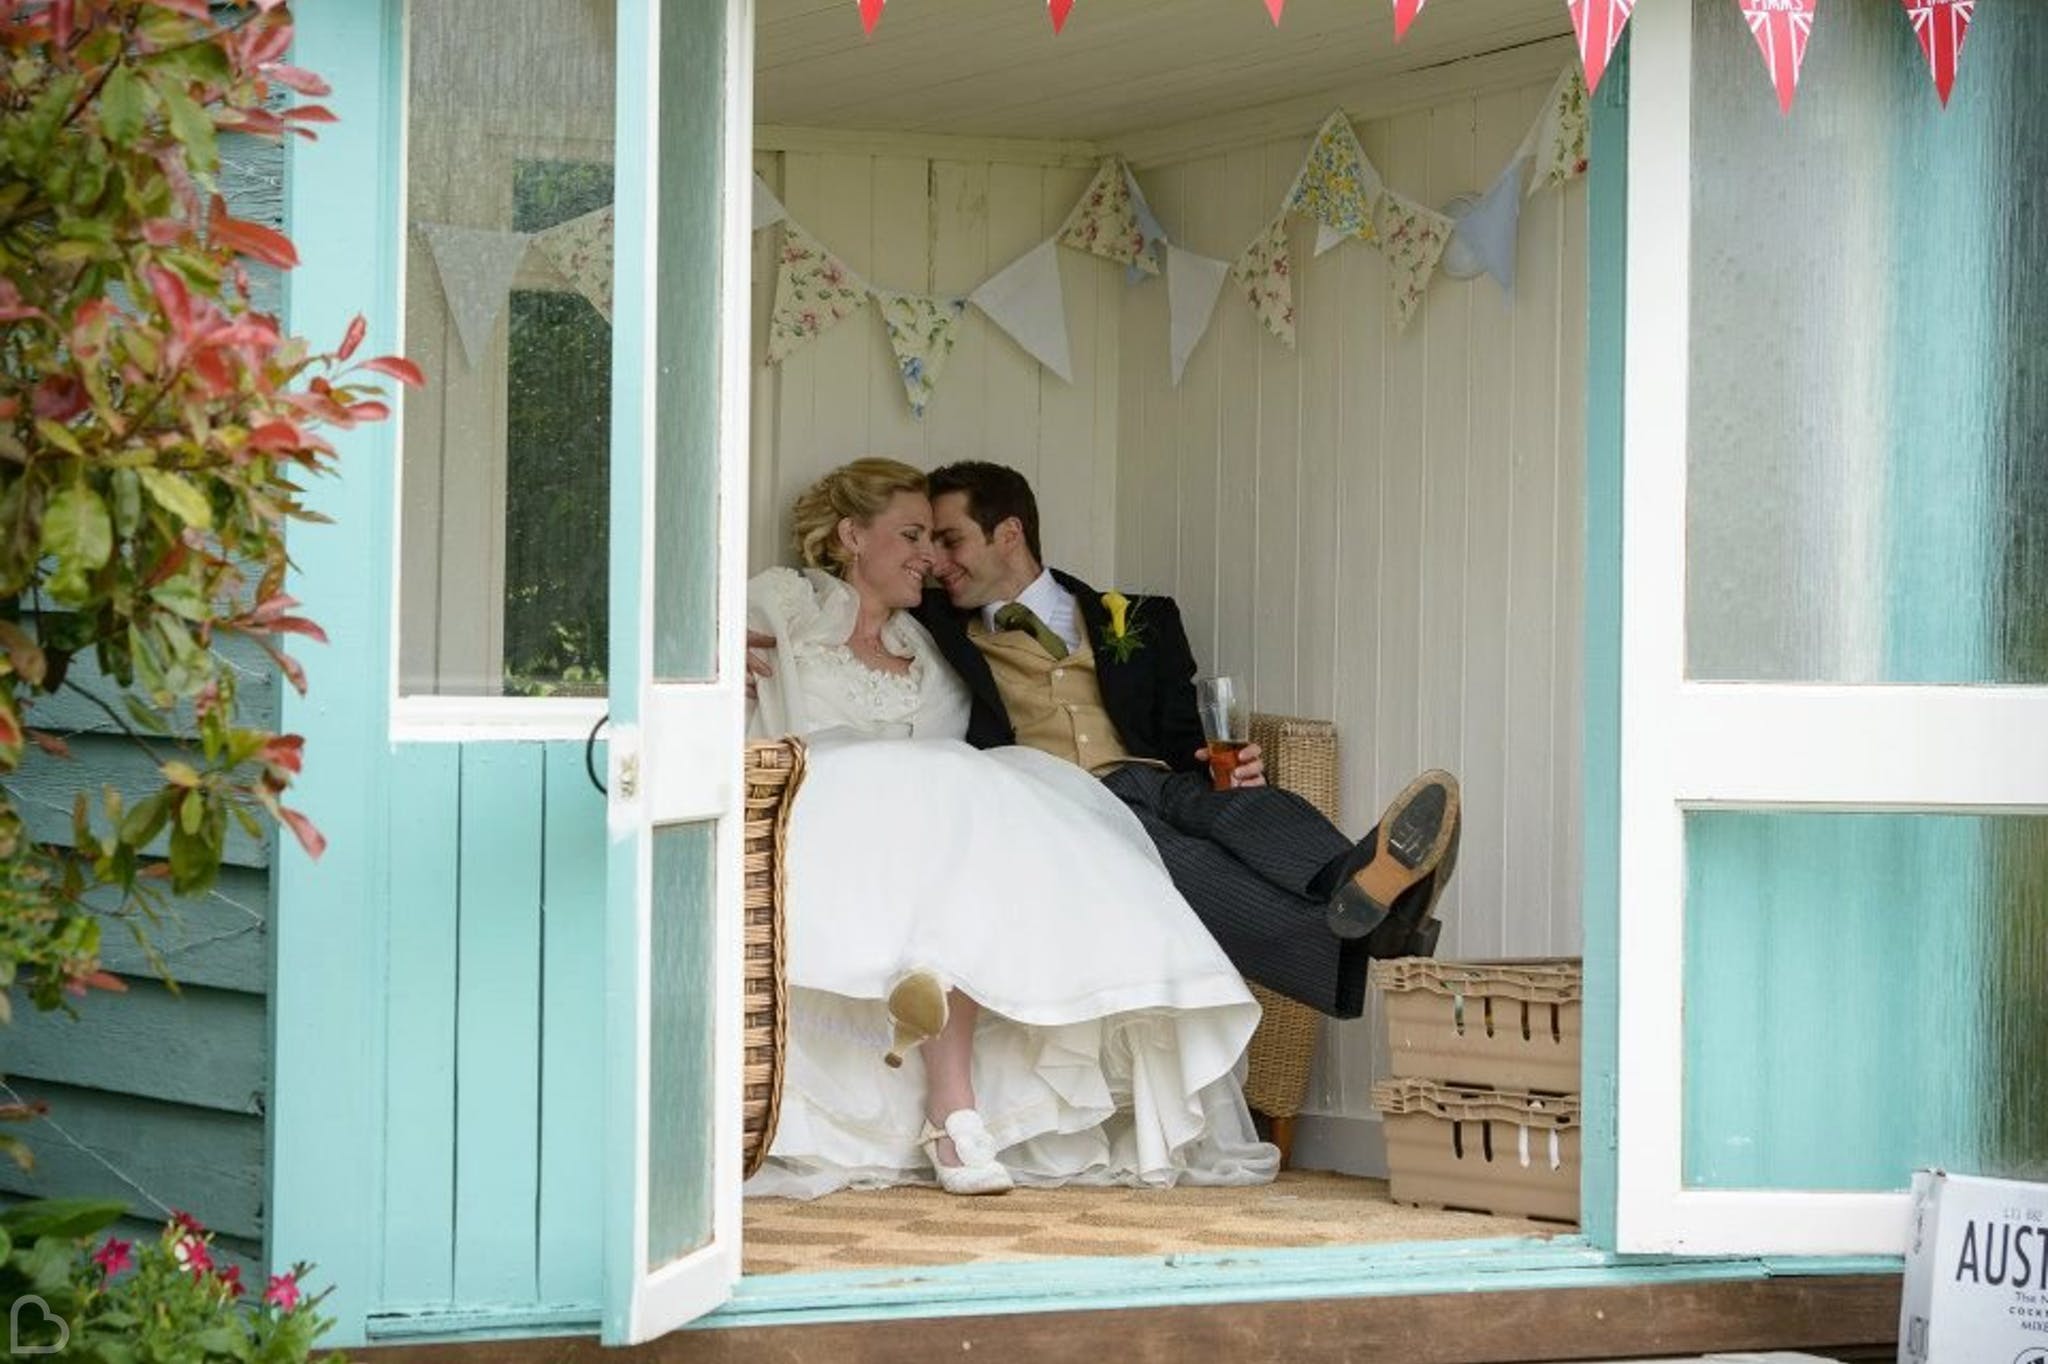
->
<box><xmin>746</xmin><ymin>458</ymin><xmax>1278</xmax><ymax>1198</ymax></box>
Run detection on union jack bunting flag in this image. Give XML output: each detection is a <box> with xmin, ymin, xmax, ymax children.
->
<box><xmin>1392</xmin><ymin>0</ymin><xmax>1431</xmax><ymax>39</ymax></box>
<box><xmin>1903</xmin><ymin>0</ymin><xmax>1975</xmax><ymax>105</ymax></box>
<box><xmin>1738</xmin><ymin>0</ymin><xmax>1817</xmax><ymax>115</ymax></box>
<box><xmin>1568</xmin><ymin>0</ymin><xmax>1637</xmax><ymax>94</ymax></box>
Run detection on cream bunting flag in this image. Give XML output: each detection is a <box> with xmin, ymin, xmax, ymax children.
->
<box><xmin>1527</xmin><ymin>67</ymin><xmax>1591</xmax><ymax>198</ymax></box>
<box><xmin>1375</xmin><ymin>190</ymin><xmax>1453</xmax><ymax>331</ymax></box>
<box><xmin>1230</xmin><ymin>216</ymin><xmax>1295</xmax><ymax>348</ymax></box>
<box><xmin>753</xmin><ymin>174</ymin><xmax>788</xmax><ymax>232</ymax></box>
<box><xmin>1166</xmin><ymin>245</ymin><xmax>1231</xmax><ymax>386</ymax></box>
<box><xmin>1058</xmin><ymin>158</ymin><xmax>1150</xmax><ymax>272</ymax></box>
<box><xmin>531</xmin><ymin>204</ymin><xmax>614</xmax><ymax>322</ymax></box>
<box><xmin>970</xmin><ymin>239</ymin><xmax>1073</xmax><ymax>382</ymax></box>
<box><xmin>877</xmin><ymin>294</ymin><xmax>966</xmax><ymax>418</ymax></box>
<box><xmin>766</xmin><ymin>222</ymin><xmax>869</xmax><ymax>364</ymax></box>
<box><xmin>417</xmin><ymin>223</ymin><xmax>533</xmax><ymax>367</ymax></box>
<box><xmin>1285</xmin><ymin>110</ymin><xmax>1382</xmax><ymax>250</ymax></box>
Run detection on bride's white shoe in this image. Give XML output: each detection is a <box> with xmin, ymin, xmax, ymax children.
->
<box><xmin>921</xmin><ymin>1109</ymin><xmax>1014</xmax><ymax>1196</ymax></box>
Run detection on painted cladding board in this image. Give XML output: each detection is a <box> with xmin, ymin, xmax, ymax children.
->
<box><xmin>1114</xmin><ymin>80</ymin><xmax>1588</xmax><ymax>1122</ymax></box>
<box><xmin>0</xmin><ymin>1081</ymin><xmax>265</xmax><ymax>1241</ymax></box>
<box><xmin>1</xmin><ymin>120</ymin><xmax>285</xmax><ymax>1255</ymax></box>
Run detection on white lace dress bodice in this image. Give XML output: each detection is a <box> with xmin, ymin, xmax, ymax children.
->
<box><xmin>741</xmin><ymin>567</ymin><xmax>1277</xmax><ymax>1199</ymax></box>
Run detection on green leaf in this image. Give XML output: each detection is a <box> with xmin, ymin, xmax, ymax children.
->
<box><xmin>136</xmin><ymin>466</ymin><xmax>212</xmax><ymax>530</ymax></box>
<box><xmin>33</xmin><ymin>418</ymin><xmax>83</xmax><ymax>458</ymax></box>
<box><xmin>110</xmin><ymin>468</ymin><xmax>141</xmax><ymax>537</ymax></box>
<box><xmin>193</xmin><ymin>1326</ymin><xmax>253</xmax><ymax>1360</ymax></box>
<box><xmin>148</xmin><ymin>575</ymin><xmax>211</xmax><ymax>622</ymax></box>
<box><xmin>40</xmin><ymin>484</ymin><xmax>113</xmax><ymax>573</ymax></box>
<box><xmin>118</xmin><ymin>791</ymin><xmax>170</xmax><ymax>848</ymax></box>
<box><xmin>0</xmin><ymin>1198</ymin><xmax>127</xmax><ymax>1241</ymax></box>
<box><xmin>99</xmin><ymin>63</ymin><xmax>145</xmax><ymax>146</ymax></box>
<box><xmin>179</xmin><ymin>788</ymin><xmax>204</xmax><ymax>837</ymax></box>
<box><xmin>151</xmin><ymin>75</ymin><xmax>217</xmax><ymax>173</ymax></box>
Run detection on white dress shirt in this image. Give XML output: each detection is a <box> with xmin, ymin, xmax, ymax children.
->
<box><xmin>981</xmin><ymin>568</ymin><xmax>1082</xmax><ymax>653</ymax></box>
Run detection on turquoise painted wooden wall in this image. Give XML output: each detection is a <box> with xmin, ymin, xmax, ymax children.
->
<box><xmin>0</xmin><ymin>127</ymin><xmax>286</xmax><ymax>1275</ymax></box>
<box><xmin>376</xmin><ymin>741</ymin><xmax>608</xmax><ymax>1318</ymax></box>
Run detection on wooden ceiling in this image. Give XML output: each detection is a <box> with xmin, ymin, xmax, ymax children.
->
<box><xmin>755</xmin><ymin>0</ymin><xmax>1574</xmax><ymax>142</ymax></box>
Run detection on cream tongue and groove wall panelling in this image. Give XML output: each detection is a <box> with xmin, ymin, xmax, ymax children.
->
<box><xmin>751</xmin><ymin>144</ymin><xmax>1119</xmax><ymax>589</ymax></box>
<box><xmin>1116</xmin><ymin>77</ymin><xmax>1587</xmax><ymax>1125</ymax></box>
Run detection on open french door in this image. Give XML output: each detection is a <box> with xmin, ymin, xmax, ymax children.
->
<box><xmin>603</xmin><ymin>0</ymin><xmax>755</xmax><ymax>1341</ymax></box>
<box><xmin>1614</xmin><ymin>0</ymin><xmax>2048</xmax><ymax>1254</ymax></box>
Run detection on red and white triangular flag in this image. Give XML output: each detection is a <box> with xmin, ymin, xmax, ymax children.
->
<box><xmin>1902</xmin><ymin>0</ymin><xmax>1974</xmax><ymax>107</ymax></box>
<box><xmin>858</xmin><ymin>0</ymin><xmax>884</xmax><ymax>37</ymax></box>
<box><xmin>1737</xmin><ymin>0</ymin><xmax>1816</xmax><ymax>115</ymax></box>
<box><xmin>1568</xmin><ymin>0</ymin><xmax>1637</xmax><ymax>95</ymax></box>
<box><xmin>1264</xmin><ymin>0</ymin><xmax>1285</xmax><ymax>24</ymax></box>
<box><xmin>1392</xmin><ymin>0</ymin><xmax>1430</xmax><ymax>39</ymax></box>
<box><xmin>1049</xmin><ymin>0</ymin><xmax>1075</xmax><ymax>33</ymax></box>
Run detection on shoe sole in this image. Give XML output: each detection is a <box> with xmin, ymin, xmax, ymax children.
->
<box><xmin>1329</xmin><ymin>770</ymin><xmax>1460</xmax><ymax>941</ymax></box>
<box><xmin>883</xmin><ymin>971</ymin><xmax>949</xmax><ymax>1069</ymax></box>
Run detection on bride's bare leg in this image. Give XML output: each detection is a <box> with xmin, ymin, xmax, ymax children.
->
<box><xmin>923</xmin><ymin>989</ymin><xmax>979</xmax><ymax>1167</ymax></box>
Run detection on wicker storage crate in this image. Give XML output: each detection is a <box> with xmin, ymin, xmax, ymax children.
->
<box><xmin>1369</xmin><ymin>957</ymin><xmax>1581</xmax><ymax>1094</ymax></box>
<box><xmin>1371</xmin><ymin>1077</ymin><xmax>1580</xmax><ymax>1223</ymax></box>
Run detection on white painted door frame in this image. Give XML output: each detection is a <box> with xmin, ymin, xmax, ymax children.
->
<box><xmin>1613</xmin><ymin>0</ymin><xmax>2048</xmax><ymax>1256</ymax></box>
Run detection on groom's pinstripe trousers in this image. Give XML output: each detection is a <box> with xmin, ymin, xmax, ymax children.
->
<box><xmin>1100</xmin><ymin>764</ymin><xmax>1369</xmax><ymax>1019</ymax></box>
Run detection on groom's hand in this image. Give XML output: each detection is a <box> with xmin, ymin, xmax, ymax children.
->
<box><xmin>744</xmin><ymin>629</ymin><xmax>775</xmax><ymax>700</ymax></box>
<box><xmin>1195</xmin><ymin>742</ymin><xmax>1266</xmax><ymax>788</ymax></box>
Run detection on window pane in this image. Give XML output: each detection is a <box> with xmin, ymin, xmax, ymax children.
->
<box><xmin>648</xmin><ymin>821</ymin><xmax>714</xmax><ymax>1268</ymax></box>
<box><xmin>1683</xmin><ymin>811</ymin><xmax>2047</xmax><ymax>1192</ymax></box>
<box><xmin>400</xmin><ymin>1</ymin><xmax>615</xmax><ymax>697</ymax></box>
<box><xmin>1684</xmin><ymin>1</ymin><xmax>2048</xmax><ymax>682</ymax></box>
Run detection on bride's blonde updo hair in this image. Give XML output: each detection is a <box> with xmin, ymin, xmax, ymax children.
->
<box><xmin>790</xmin><ymin>458</ymin><xmax>928</xmax><ymax>575</ymax></box>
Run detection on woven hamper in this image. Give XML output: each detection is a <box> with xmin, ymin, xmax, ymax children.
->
<box><xmin>1242</xmin><ymin>713</ymin><xmax>1339</xmax><ymax>1167</ymax></box>
<box><xmin>740</xmin><ymin>738</ymin><xmax>804</xmax><ymax>1177</ymax></box>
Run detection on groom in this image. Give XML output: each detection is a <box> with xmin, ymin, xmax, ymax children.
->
<box><xmin>911</xmin><ymin>461</ymin><xmax>1460</xmax><ymax>1021</ymax></box>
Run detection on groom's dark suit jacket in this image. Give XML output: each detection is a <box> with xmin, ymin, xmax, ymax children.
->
<box><xmin>915</xmin><ymin>569</ymin><xmax>1206</xmax><ymax>775</ymax></box>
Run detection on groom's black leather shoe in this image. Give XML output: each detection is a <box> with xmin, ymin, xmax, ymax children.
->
<box><xmin>1326</xmin><ymin>769</ymin><xmax>1461</xmax><ymax>949</ymax></box>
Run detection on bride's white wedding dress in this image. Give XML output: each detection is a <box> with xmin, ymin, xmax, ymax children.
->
<box><xmin>744</xmin><ymin>567</ymin><xmax>1279</xmax><ymax>1198</ymax></box>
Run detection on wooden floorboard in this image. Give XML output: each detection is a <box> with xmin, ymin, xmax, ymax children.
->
<box><xmin>365</xmin><ymin>1272</ymin><xmax>1901</xmax><ymax>1362</ymax></box>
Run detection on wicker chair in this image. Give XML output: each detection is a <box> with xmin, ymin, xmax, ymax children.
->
<box><xmin>736</xmin><ymin>715</ymin><xmax>1336</xmax><ymax>1176</ymax></box>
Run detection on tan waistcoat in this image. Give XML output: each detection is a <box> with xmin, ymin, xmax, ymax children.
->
<box><xmin>968</xmin><ymin>618</ymin><xmax>1134</xmax><ymax>774</ymax></box>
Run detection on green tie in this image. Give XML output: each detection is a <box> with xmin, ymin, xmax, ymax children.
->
<box><xmin>994</xmin><ymin>602</ymin><xmax>1069</xmax><ymax>660</ymax></box>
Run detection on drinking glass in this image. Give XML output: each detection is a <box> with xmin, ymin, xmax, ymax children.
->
<box><xmin>1196</xmin><ymin>676</ymin><xmax>1248</xmax><ymax>790</ymax></box>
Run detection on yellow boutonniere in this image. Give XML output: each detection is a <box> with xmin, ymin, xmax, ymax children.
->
<box><xmin>1098</xmin><ymin>591</ymin><xmax>1147</xmax><ymax>662</ymax></box>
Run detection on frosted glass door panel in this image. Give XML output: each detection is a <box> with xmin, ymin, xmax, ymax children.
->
<box><xmin>1684</xmin><ymin>811</ymin><xmax>2047</xmax><ymax>1192</ymax></box>
<box><xmin>1684</xmin><ymin>1</ymin><xmax>2048</xmax><ymax>683</ymax></box>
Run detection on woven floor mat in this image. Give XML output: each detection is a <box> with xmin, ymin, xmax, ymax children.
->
<box><xmin>742</xmin><ymin>1170</ymin><xmax>1563</xmax><ymax>1275</ymax></box>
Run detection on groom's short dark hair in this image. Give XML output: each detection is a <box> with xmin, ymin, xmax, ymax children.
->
<box><xmin>928</xmin><ymin>461</ymin><xmax>1043</xmax><ymax>563</ymax></box>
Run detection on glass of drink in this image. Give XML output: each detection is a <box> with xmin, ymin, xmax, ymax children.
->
<box><xmin>1196</xmin><ymin>676</ymin><xmax>1248</xmax><ymax>791</ymax></box>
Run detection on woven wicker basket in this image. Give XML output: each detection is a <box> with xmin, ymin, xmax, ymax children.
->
<box><xmin>1241</xmin><ymin>714</ymin><xmax>1339</xmax><ymax>1148</ymax></box>
<box><xmin>740</xmin><ymin>738</ymin><xmax>804</xmax><ymax>1177</ymax></box>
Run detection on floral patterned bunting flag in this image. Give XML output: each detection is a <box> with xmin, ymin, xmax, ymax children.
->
<box><xmin>1902</xmin><ymin>0</ymin><xmax>1974</xmax><ymax>107</ymax></box>
<box><xmin>1527</xmin><ymin>66</ymin><xmax>1591</xmax><ymax>197</ymax></box>
<box><xmin>531</xmin><ymin>204</ymin><xmax>614</xmax><ymax>322</ymax></box>
<box><xmin>766</xmin><ymin>222</ymin><xmax>869</xmax><ymax>365</ymax></box>
<box><xmin>1738</xmin><ymin>0</ymin><xmax>1817</xmax><ymax>115</ymax></box>
<box><xmin>1049</xmin><ymin>0</ymin><xmax>1075</xmax><ymax>33</ymax></box>
<box><xmin>1392</xmin><ymin>0</ymin><xmax>1431</xmax><ymax>39</ymax></box>
<box><xmin>1285</xmin><ymin>111</ymin><xmax>1382</xmax><ymax>248</ymax></box>
<box><xmin>1230</xmin><ymin>215</ymin><xmax>1295</xmax><ymax>348</ymax></box>
<box><xmin>1374</xmin><ymin>190</ymin><xmax>1453</xmax><ymax>331</ymax></box>
<box><xmin>1058</xmin><ymin>158</ymin><xmax>1149</xmax><ymax>271</ymax></box>
<box><xmin>1568</xmin><ymin>0</ymin><xmax>1637</xmax><ymax>95</ymax></box>
<box><xmin>1123</xmin><ymin>165</ymin><xmax>1168</xmax><ymax>280</ymax></box>
<box><xmin>877</xmin><ymin>294</ymin><xmax>966</xmax><ymax>418</ymax></box>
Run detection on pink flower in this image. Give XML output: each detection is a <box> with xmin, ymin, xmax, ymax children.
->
<box><xmin>264</xmin><ymin>1273</ymin><xmax>301</xmax><ymax>1312</ymax></box>
<box><xmin>172</xmin><ymin>1235</ymin><xmax>214</xmax><ymax>1276</ymax></box>
<box><xmin>218</xmin><ymin>1264</ymin><xmax>245</xmax><ymax>1298</ymax></box>
<box><xmin>170</xmin><ymin>1209</ymin><xmax>206</xmax><ymax>1236</ymax></box>
<box><xmin>91</xmin><ymin>1238</ymin><xmax>132</xmax><ymax>1277</ymax></box>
